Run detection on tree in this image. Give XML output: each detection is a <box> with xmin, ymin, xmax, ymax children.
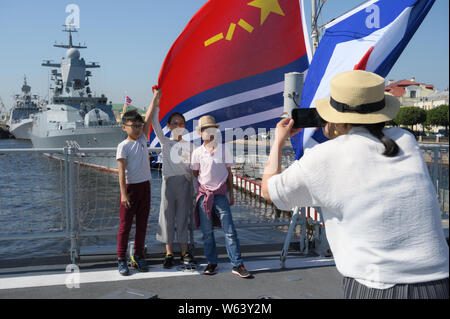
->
<box><xmin>427</xmin><ymin>104</ymin><xmax>449</xmax><ymax>131</ymax></box>
<box><xmin>394</xmin><ymin>107</ymin><xmax>427</xmax><ymax>130</ymax></box>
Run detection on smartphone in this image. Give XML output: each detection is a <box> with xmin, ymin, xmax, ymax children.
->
<box><xmin>291</xmin><ymin>108</ymin><xmax>326</xmax><ymax>129</ymax></box>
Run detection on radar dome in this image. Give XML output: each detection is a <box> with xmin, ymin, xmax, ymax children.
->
<box><xmin>66</xmin><ymin>48</ymin><xmax>80</xmax><ymax>60</ymax></box>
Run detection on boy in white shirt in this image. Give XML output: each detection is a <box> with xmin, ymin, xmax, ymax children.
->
<box><xmin>115</xmin><ymin>91</ymin><xmax>160</xmax><ymax>276</ymax></box>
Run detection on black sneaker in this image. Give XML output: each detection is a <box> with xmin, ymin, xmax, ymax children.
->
<box><xmin>181</xmin><ymin>252</ymin><xmax>196</xmax><ymax>264</ymax></box>
<box><xmin>232</xmin><ymin>265</ymin><xmax>251</xmax><ymax>278</ymax></box>
<box><xmin>131</xmin><ymin>254</ymin><xmax>149</xmax><ymax>272</ymax></box>
<box><xmin>203</xmin><ymin>264</ymin><xmax>218</xmax><ymax>275</ymax></box>
<box><xmin>118</xmin><ymin>259</ymin><xmax>129</xmax><ymax>276</ymax></box>
<box><xmin>163</xmin><ymin>254</ymin><xmax>174</xmax><ymax>269</ymax></box>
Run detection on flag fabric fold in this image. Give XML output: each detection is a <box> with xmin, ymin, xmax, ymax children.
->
<box><xmin>291</xmin><ymin>0</ymin><xmax>435</xmax><ymax>159</ymax></box>
<box><xmin>151</xmin><ymin>0</ymin><xmax>310</xmax><ymax>147</ymax></box>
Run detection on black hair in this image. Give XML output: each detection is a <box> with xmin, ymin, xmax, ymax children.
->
<box><xmin>168</xmin><ymin>112</ymin><xmax>186</xmax><ymax>125</ymax></box>
<box><xmin>353</xmin><ymin>122</ymin><xmax>400</xmax><ymax>157</ymax></box>
<box><xmin>122</xmin><ymin>110</ymin><xmax>143</xmax><ymax>124</ymax></box>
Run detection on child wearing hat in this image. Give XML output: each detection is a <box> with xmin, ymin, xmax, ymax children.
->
<box><xmin>190</xmin><ymin>115</ymin><xmax>251</xmax><ymax>278</ymax></box>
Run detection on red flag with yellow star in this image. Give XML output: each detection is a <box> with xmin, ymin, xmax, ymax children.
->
<box><xmin>150</xmin><ymin>0</ymin><xmax>310</xmax><ymax>146</ymax></box>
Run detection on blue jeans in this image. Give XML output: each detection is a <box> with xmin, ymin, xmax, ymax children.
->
<box><xmin>197</xmin><ymin>194</ymin><xmax>243</xmax><ymax>267</ymax></box>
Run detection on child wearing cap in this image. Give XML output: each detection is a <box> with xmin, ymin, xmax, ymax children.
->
<box><xmin>190</xmin><ymin>115</ymin><xmax>251</xmax><ymax>278</ymax></box>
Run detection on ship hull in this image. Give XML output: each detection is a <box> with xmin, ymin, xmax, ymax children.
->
<box><xmin>31</xmin><ymin>126</ymin><xmax>126</xmax><ymax>148</ymax></box>
<box><xmin>31</xmin><ymin>126</ymin><xmax>127</xmax><ymax>171</ymax></box>
<box><xmin>9</xmin><ymin>119</ymin><xmax>33</xmax><ymax>140</ymax></box>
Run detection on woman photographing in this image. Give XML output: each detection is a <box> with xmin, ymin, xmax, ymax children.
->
<box><xmin>262</xmin><ymin>70</ymin><xmax>449</xmax><ymax>299</ymax></box>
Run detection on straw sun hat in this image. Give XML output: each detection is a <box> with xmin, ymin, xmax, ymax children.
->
<box><xmin>196</xmin><ymin>115</ymin><xmax>219</xmax><ymax>132</ymax></box>
<box><xmin>315</xmin><ymin>70</ymin><xmax>400</xmax><ymax>124</ymax></box>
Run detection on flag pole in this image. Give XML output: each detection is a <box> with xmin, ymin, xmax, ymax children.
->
<box><xmin>122</xmin><ymin>91</ymin><xmax>128</xmax><ymax>116</ymax></box>
<box><xmin>311</xmin><ymin>0</ymin><xmax>319</xmax><ymax>54</ymax></box>
<box><xmin>122</xmin><ymin>102</ymin><xmax>127</xmax><ymax>115</ymax></box>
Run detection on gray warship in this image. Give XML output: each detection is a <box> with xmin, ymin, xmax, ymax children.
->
<box><xmin>7</xmin><ymin>76</ymin><xmax>41</xmax><ymax>139</ymax></box>
<box><xmin>31</xmin><ymin>27</ymin><xmax>126</xmax><ymax>162</ymax></box>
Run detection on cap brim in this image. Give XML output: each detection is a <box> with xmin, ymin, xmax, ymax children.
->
<box><xmin>196</xmin><ymin>124</ymin><xmax>220</xmax><ymax>132</ymax></box>
<box><xmin>315</xmin><ymin>94</ymin><xmax>400</xmax><ymax>124</ymax></box>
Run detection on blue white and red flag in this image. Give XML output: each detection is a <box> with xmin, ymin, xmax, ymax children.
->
<box><xmin>291</xmin><ymin>0</ymin><xmax>435</xmax><ymax>159</ymax></box>
<box><xmin>125</xmin><ymin>96</ymin><xmax>132</xmax><ymax>105</ymax></box>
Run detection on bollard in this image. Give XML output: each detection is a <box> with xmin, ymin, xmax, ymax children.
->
<box><xmin>282</xmin><ymin>72</ymin><xmax>304</xmax><ymax>118</ymax></box>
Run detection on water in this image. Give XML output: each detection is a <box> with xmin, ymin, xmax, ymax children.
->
<box><xmin>0</xmin><ymin>139</ymin><xmax>287</xmax><ymax>260</ymax></box>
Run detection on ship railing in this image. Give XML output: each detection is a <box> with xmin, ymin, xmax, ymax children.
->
<box><xmin>419</xmin><ymin>144</ymin><xmax>449</xmax><ymax>218</ymax></box>
<box><xmin>0</xmin><ymin>145</ymin><xmax>448</xmax><ymax>265</ymax></box>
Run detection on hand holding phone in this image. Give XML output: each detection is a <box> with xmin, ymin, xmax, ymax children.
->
<box><xmin>291</xmin><ymin>108</ymin><xmax>327</xmax><ymax>129</ymax></box>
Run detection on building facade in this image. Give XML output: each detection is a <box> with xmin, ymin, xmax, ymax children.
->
<box><xmin>385</xmin><ymin>77</ymin><xmax>436</xmax><ymax>106</ymax></box>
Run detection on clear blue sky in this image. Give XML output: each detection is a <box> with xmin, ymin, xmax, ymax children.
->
<box><xmin>0</xmin><ymin>0</ymin><xmax>448</xmax><ymax>109</ymax></box>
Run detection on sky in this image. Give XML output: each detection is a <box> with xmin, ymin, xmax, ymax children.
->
<box><xmin>0</xmin><ymin>0</ymin><xmax>448</xmax><ymax>110</ymax></box>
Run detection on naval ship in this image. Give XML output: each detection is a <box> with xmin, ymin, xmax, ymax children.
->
<box><xmin>7</xmin><ymin>76</ymin><xmax>41</xmax><ymax>139</ymax></box>
<box><xmin>31</xmin><ymin>27</ymin><xmax>126</xmax><ymax>161</ymax></box>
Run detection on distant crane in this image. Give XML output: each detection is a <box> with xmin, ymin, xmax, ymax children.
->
<box><xmin>0</xmin><ymin>97</ymin><xmax>7</xmax><ymax>122</ymax></box>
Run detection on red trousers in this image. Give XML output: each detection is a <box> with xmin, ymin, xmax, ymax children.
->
<box><xmin>117</xmin><ymin>181</ymin><xmax>151</xmax><ymax>259</ymax></box>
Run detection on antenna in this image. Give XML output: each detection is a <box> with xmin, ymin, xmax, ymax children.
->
<box><xmin>53</xmin><ymin>25</ymin><xmax>87</xmax><ymax>49</ymax></box>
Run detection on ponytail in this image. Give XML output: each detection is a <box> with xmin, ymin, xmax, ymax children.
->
<box><xmin>353</xmin><ymin>122</ymin><xmax>400</xmax><ymax>157</ymax></box>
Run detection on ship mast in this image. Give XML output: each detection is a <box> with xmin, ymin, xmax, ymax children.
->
<box><xmin>311</xmin><ymin>0</ymin><xmax>327</xmax><ymax>54</ymax></box>
<box><xmin>53</xmin><ymin>25</ymin><xmax>87</xmax><ymax>49</ymax></box>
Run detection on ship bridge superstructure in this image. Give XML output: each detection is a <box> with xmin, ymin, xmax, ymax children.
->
<box><xmin>39</xmin><ymin>26</ymin><xmax>115</xmax><ymax>124</ymax></box>
<box><xmin>30</xmin><ymin>26</ymin><xmax>124</xmax><ymax>149</ymax></box>
<box><xmin>8</xmin><ymin>76</ymin><xmax>40</xmax><ymax>124</ymax></box>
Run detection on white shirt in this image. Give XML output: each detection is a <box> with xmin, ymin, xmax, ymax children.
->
<box><xmin>190</xmin><ymin>143</ymin><xmax>234</xmax><ymax>191</ymax></box>
<box><xmin>152</xmin><ymin>107</ymin><xmax>194</xmax><ymax>179</ymax></box>
<box><xmin>268</xmin><ymin>127</ymin><xmax>449</xmax><ymax>288</ymax></box>
<box><xmin>116</xmin><ymin>134</ymin><xmax>151</xmax><ymax>184</ymax></box>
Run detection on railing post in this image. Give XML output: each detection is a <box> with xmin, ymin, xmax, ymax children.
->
<box><xmin>299</xmin><ymin>207</ymin><xmax>308</xmax><ymax>254</ymax></box>
<box><xmin>280</xmin><ymin>207</ymin><xmax>301</xmax><ymax>268</ymax></box>
<box><xmin>63</xmin><ymin>147</ymin><xmax>71</xmax><ymax>241</ymax></box>
<box><xmin>432</xmin><ymin>148</ymin><xmax>439</xmax><ymax>191</ymax></box>
<box><xmin>67</xmin><ymin>145</ymin><xmax>79</xmax><ymax>264</ymax></box>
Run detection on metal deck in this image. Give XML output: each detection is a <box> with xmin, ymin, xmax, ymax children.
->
<box><xmin>0</xmin><ymin>244</ymin><xmax>341</xmax><ymax>299</ymax></box>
